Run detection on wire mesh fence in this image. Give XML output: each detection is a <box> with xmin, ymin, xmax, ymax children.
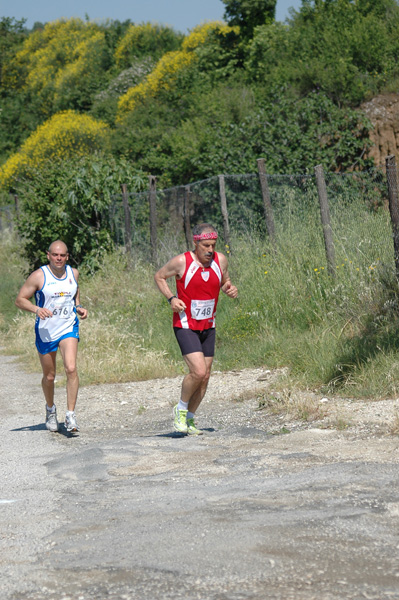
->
<box><xmin>1</xmin><ymin>163</ymin><xmax>396</xmax><ymax>275</ymax></box>
<box><xmin>106</xmin><ymin>165</ymin><xmax>393</xmax><ymax>272</ymax></box>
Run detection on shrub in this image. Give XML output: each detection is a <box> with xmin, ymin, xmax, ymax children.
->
<box><xmin>114</xmin><ymin>22</ymin><xmax>183</xmax><ymax>69</ymax></box>
<box><xmin>14</xmin><ymin>154</ymin><xmax>145</xmax><ymax>271</ymax></box>
<box><xmin>3</xmin><ymin>18</ymin><xmax>110</xmax><ymax>114</ymax></box>
<box><xmin>0</xmin><ymin>111</ymin><xmax>110</xmax><ymax>190</ymax></box>
<box><xmin>245</xmin><ymin>0</ymin><xmax>399</xmax><ymax>105</ymax></box>
<box><xmin>116</xmin><ymin>22</ymin><xmax>236</xmax><ymax>120</ymax></box>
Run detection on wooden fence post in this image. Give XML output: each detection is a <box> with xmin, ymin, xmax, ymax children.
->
<box><xmin>121</xmin><ymin>184</ymin><xmax>132</xmax><ymax>259</ymax></box>
<box><xmin>149</xmin><ymin>175</ymin><xmax>157</xmax><ymax>263</ymax></box>
<box><xmin>184</xmin><ymin>185</ymin><xmax>192</xmax><ymax>250</ymax></box>
<box><xmin>315</xmin><ymin>164</ymin><xmax>336</xmax><ymax>276</ymax></box>
<box><xmin>386</xmin><ymin>154</ymin><xmax>399</xmax><ymax>279</ymax></box>
<box><xmin>257</xmin><ymin>158</ymin><xmax>276</xmax><ymax>248</ymax></box>
<box><xmin>14</xmin><ymin>194</ymin><xmax>19</xmax><ymax>225</ymax></box>
<box><xmin>218</xmin><ymin>175</ymin><xmax>232</xmax><ymax>253</ymax></box>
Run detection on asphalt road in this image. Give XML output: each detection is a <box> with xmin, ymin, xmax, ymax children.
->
<box><xmin>1</xmin><ymin>352</ymin><xmax>399</xmax><ymax>600</ymax></box>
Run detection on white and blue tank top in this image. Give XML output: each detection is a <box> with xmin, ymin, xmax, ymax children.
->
<box><xmin>35</xmin><ymin>265</ymin><xmax>78</xmax><ymax>343</ymax></box>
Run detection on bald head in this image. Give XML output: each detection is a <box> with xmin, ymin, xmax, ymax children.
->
<box><xmin>47</xmin><ymin>240</ymin><xmax>69</xmax><ymax>273</ymax></box>
<box><xmin>48</xmin><ymin>240</ymin><xmax>68</xmax><ymax>254</ymax></box>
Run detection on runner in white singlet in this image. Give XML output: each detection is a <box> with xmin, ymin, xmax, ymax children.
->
<box><xmin>35</xmin><ymin>264</ymin><xmax>79</xmax><ymax>353</ymax></box>
<box><xmin>16</xmin><ymin>241</ymin><xmax>88</xmax><ymax>434</ymax></box>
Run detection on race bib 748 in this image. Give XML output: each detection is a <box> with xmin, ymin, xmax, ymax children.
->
<box><xmin>191</xmin><ymin>299</ymin><xmax>215</xmax><ymax>320</ymax></box>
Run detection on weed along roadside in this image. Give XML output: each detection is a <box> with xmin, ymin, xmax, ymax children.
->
<box><xmin>1</xmin><ymin>351</ymin><xmax>399</xmax><ymax>600</ymax></box>
<box><xmin>3</xmin><ymin>228</ymin><xmax>399</xmax><ymax>401</ymax></box>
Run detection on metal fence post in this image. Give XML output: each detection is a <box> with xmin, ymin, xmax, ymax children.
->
<box><xmin>149</xmin><ymin>175</ymin><xmax>157</xmax><ymax>263</ymax></box>
<box><xmin>257</xmin><ymin>158</ymin><xmax>276</xmax><ymax>249</ymax></box>
<box><xmin>315</xmin><ymin>164</ymin><xmax>336</xmax><ymax>276</ymax></box>
<box><xmin>218</xmin><ymin>175</ymin><xmax>232</xmax><ymax>253</ymax></box>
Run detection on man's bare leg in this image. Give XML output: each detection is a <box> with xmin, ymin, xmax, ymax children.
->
<box><xmin>38</xmin><ymin>351</ymin><xmax>57</xmax><ymax>408</ymax></box>
<box><xmin>181</xmin><ymin>353</ymin><xmax>214</xmax><ymax>414</ymax></box>
<box><xmin>58</xmin><ymin>337</ymin><xmax>79</xmax><ymax>412</ymax></box>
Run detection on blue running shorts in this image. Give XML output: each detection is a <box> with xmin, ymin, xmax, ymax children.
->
<box><xmin>35</xmin><ymin>322</ymin><xmax>79</xmax><ymax>355</ymax></box>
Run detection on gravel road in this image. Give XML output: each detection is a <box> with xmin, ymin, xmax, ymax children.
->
<box><xmin>1</xmin><ymin>351</ymin><xmax>399</xmax><ymax>600</ymax></box>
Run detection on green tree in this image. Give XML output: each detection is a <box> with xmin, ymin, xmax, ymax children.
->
<box><xmin>100</xmin><ymin>18</ymin><xmax>133</xmax><ymax>56</ymax></box>
<box><xmin>114</xmin><ymin>23</ymin><xmax>184</xmax><ymax>70</ymax></box>
<box><xmin>0</xmin><ymin>18</ymin><xmax>33</xmax><ymax>161</ymax></box>
<box><xmin>144</xmin><ymin>85</ymin><xmax>373</xmax><ymax>183</ymax></box>
<box><xmin>15</xmin><ymin>155</ymin><xmax>145</xmax><ymax>271</ymax></box>
<box><xmin>222</xmin><ymin>0</ymin><xmax>277</xmax><ymax>39</ymax></box>
<box><xmin>248</xmin><ymin>0</ymin><xmax>399</xmax><ymax>104</ymax></box>
<box><xmin>194</xmin><ymin>22</ymin><xmax>242</xmax><ymax>76</ymax></box>
<box><xmin>31</xmin><ymin>22</ymin><xmax>45</xmax><ymax>32</ymax></box>
<box><xmin>0</xmin><ymin>17</ymin><xmax>27</xmax><ymax>79</ymax></box>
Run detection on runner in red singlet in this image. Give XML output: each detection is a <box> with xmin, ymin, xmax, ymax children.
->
<box><xmin>154</xmin><ymin>223</ymin><xmax>238</xmax><ymax>435</ymax></box>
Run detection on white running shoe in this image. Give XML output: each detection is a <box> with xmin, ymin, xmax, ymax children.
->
<box><xmin>45</xmin><ymin>406</ymin><xmax>59</xmax><ymax>432</ymax></box>
<box><xmin>65</xmin><ymin>411</ymin><xmax>79</xmax><ymax>432</ymax></box>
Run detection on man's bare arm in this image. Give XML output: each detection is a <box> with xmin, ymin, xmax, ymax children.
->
<box><xmin>15</xmin><ymin>269</ymin><xmax>49</xmax><ymax>318</ymax></box>
<box><xmin>72</xmin><ymin>269</ymin><xmax>88</xmax><ymax>320</ymax></box>
<box><xmin>218</xmin><ymin>253</ymin><xmax>238</xmax><ymax>298</ymax></box>
<box><xmin>154</xmin><ymin>254</ymin><xmax>187</xmax><ymax>312</ymax></box>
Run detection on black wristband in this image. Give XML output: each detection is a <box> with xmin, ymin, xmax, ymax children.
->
<box><xmin>167</xmin><ymin>295</ymin><xmax>177</xmax><ymax>304</ymax></box>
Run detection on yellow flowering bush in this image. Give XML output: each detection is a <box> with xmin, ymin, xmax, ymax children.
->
<box><xmin>3</xmin><ymin>19</ymin><xmax>107</xmax><ymax>114</ymax></box>
<box><xmin>0</xmin><ymin>111</ymin><xmax>109</xmax><ymax>189</ymax></box>
<box><xmin>52</xmin><ymin>32</ymin><xmax>108</xmax><ymax>110</ymax></box>
<box><xmin>117</xmin><ymin>50</ymin><xmax>194</xmax><ymax>117</ymax></box>
<box><xmin>181</xmin><ymin>22</ymin><xmax>234</xmax><ymax>51</ymax></box>
<box><xmin>116</xmin><ymin>22</ymin><xmax>235</xmax><ymax>120</ymax></box>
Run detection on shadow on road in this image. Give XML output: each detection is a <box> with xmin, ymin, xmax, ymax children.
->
<box><xmin>11</xmin><ymin>423</ymin><xmax>79</xmax><ymax>438</ymax></box>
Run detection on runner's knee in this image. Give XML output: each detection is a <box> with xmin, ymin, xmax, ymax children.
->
<box><xmin>43</xmin><ymin>372</ymin><xmax>55</xmax><ymax>384</ymax></box>
<box><xmin>191</xmin><ymin>365</ymin><xmax>207</xmax><ymax>381</ymax></box>
<box><xmin>64</xmin><ymin>364</ymin><xmax>77</xmax><ymax>378</ymax></box>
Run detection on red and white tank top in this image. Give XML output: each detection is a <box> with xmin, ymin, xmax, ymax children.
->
<box><xmin>173</xmin><ymin>252</ymin><xmax>222</xmax><ymax>331</ymax></box>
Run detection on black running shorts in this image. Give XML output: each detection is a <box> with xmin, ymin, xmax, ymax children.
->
<box><xmin>174</xmin><ymin>327</ymin><xmax>216</xmax><ymax>357</ymax></box>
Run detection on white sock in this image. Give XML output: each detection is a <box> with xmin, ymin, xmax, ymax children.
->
<box><xmin>46</xmin><ymin>405</ymin><xmax>56</xmax><ymax>413</ymax></box>
<box><xmin>187</xmin><ymin>411</ymin><xmax>195</xmax><ymax>419</ymax></box>
<box><xmin>66</xmin><ymin>410</ymin><xmax>75</xmax><ymax>416</ymax></box>
<box><xmin>177</xmin><ymin>400</ymin><xmax>188</xmax><ymax>411</ymax></box>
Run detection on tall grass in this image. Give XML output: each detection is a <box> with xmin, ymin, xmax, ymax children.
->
<box><xmin>215</xmin><ymin>191</ymin><xmax>398</xmax><ymax>398</ymax></box>
<box><xmin>2</xmin><ymin>249</ymin><xmax>183</xmax><ymax>385</ymax></box>
<box><xmin>2</xmin><ymin>192</ymin><xmax>399</xmax><ymax>397</ymax></box>
<box><xmin>0</xmin><ymin>231</ymin><xmax>29</xmax><ymax>329</ymax></box>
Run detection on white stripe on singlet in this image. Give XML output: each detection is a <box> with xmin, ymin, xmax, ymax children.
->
<box><xmin>184</xmin><ymin>261</ymin><xmax>200</xmax><ymax>288</ymax></box>
<box><xmin>179</xmin><ymin>310</ymin><xmax>189</xmax><ymax>329</ymax></box>
<box><xmin>210</xmin><ymin>260</ymin><xmax>222</xmax><ymax>284</ymax></box>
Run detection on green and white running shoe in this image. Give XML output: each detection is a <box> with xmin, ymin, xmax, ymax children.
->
<box><xmin>173</xmin><ymin>405</ymin><xmax>188</xmax><ymax>434</ymax></box>
<box><xmin>45</xmin><ymin>405</ymin><xmax>59</xmax><ymax>432</ymax></box>
<box><xmin>187</xmin><ymin>417</ymin><xmax>203</xmax><ymax>436</ymax></box>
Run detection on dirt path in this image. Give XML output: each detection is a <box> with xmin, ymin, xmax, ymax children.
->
<box><xmin>1</xmin><ymin>352</ymin><xmax>399</xmax><ymax>600</ymax></box>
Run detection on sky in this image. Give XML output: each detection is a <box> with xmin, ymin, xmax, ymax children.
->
<box><xmin>1</xmin><ymin>0</ymin><xmax>303</xmax><ymax>32</ymax></box>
